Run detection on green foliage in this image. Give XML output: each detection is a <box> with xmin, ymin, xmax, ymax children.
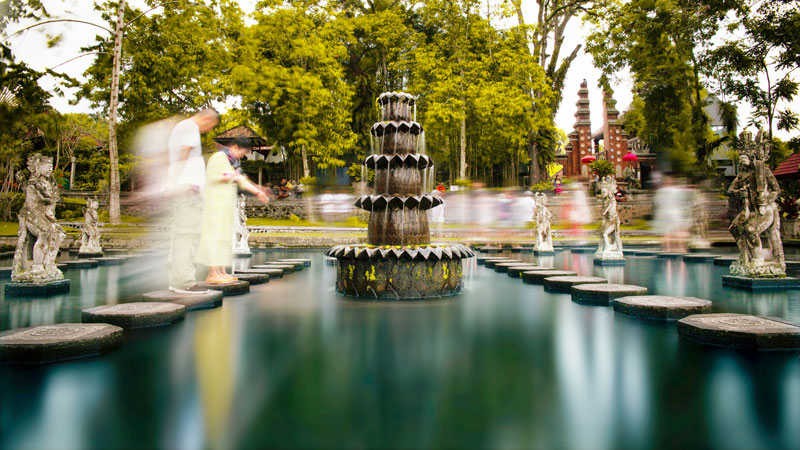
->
<box><xmin>454</xmin><ymin>178</ymin><xmax>471</xmax><ymax>187</ymax></box>
<box><xmin>347</xmin><ymin>163</ymin><xmax>374</xmax><ymax>183</ymax></box>
<box><xmin>588</xmin><ymin>160</ymin><xmax>615</xmax><ymax>178</ymax></box>
<box><xmin>778</xmin><ymin>179</ymin><xmax>800</xmax><ymax>219</ymax></box>
<box><xmin>299</xmin><ymin>176</ymin><xmax>317</xmax><ymax>185</ymax></box>
<box><xmin>289</xmin><ymin>214</ymin><xmax>301</xmax><ymax>223</ymax></box>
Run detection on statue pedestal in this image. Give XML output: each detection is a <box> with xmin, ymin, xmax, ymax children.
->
<box><xmin>5</xmin><ymin>279</ymin><xmax>70</xmax><ymax>296</ymax></box>
<box><xmin>78</xmin><ymin>249</ymin><xmax>103</xmax><ymax>258</ymax></box>
<box><xmin>721</xmin><ymin>275</ymin><xmax>800</xmax><ymax>290</ymax></box>
<box><xmin>594</xmin><ymin>257</ymin><xmax>625</xmax><ymax>266</ymax></box>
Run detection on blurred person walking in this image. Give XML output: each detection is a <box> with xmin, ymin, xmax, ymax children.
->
<box><xmin>167</xmin><ymin>108</ymin><xmax>220</xmax><ymax>294</ymax></box>
<box><xmin>196</xmin><ymin>137</ymin><xmax>269</xmax><ymax>283</ymax></box>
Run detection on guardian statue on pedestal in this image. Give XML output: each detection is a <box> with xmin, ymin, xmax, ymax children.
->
<box><xmin>233</xmin><ymin>194</ymin><xmax>251</xmax><ymax>255</ymax></box>
<box><xmin>78</xmin><ymin>198</ymin><xmax>103</xmax><ymax>257</ymax></box>
<box><xmin>595</xmin><ymin>175</ymin><xmax>623</xmax><ymax>261</ymax></box>
<box><xmin>534</xmin><ymin>192</ymin><xmax>554</xmax><ymax>252</ymax></box>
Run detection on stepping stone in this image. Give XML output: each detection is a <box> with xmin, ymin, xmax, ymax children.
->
<box><xmin>477</xmin><ymin>256</ymin><xmax>510</xmax><ymax>266</ymax></box>
<box><xmin>688</xmin><ymin>246</ymin><xmax>713</xmax><ymax>253</ymax></box>
<box><xmin>0</xmin><ymin>323</ymin><xmax>123</xmax><ymax>364</ymax></box>
<box><xmin>485</xmin><ymin>259</ymin><xmax>522</xmax><ymax>269</ymax></box>
<box><xmin>713</xmin><ymin>256</ymin><xmax>738</xmax><ymax>266</ymax></box>
<box><xmin>0</xmin><ymin>266</ymin><xmax>11</xmax><ymax>278</ymax></box>
<box><xmin>507</xmin><ymin>265</ymin><xmax>543</xmax><ymax>278</ymax></box>
<box><xmin>571</xmin><ymin>283</ymin><xmax>648</xmax><ymax>306</ymax></box>
<box><xmin>785</xmin><ymin>260</ymin><xmax>800</xmax><ymax>270</ymax></box>
<box><xmin>593</xmin><ymin>258</ymin><xmax>626</xmax><ymax>266</ymax></box>
<box><xmin>570</xmin><ymin>247</ymin><xmax>596</xmax><ymax>254</ymax></box>
<box><xmin>278</xmin><ymin>258</ymin><xmax>312</xmax><ymax>267</ymax></box>
<box><xmin>614</xmin><ymin>295</ymin><xmax>711</xmax><ymax>320</ymax></box>
<box><xmin>62</xmin><ymin>259</ymin><xmax>98</xmax><ymax>269</ymax></box>
<box><xmin>324</xmin><ymin>257</ymin><xmax>337</xmax><ymax>266</ymax></box>
<box><xmin>234</xmin><ymin>252</ymin><xmax>252</xmax><ymax>258</ymax></box>
<box><xmin>481</xmin><ymin>247</ymin><xmax>503</xmax><ymax>253</ymax></box>
<box><xmin>521</xmin><ymin>270</ymin><xmax>577</xmax><ymax>284</ymax></box>
<box><xmin>82</xmin><ymin>302</ymin><xmax>185</xmax><ymax>329</ymax></box>
<box><xmin>141</xmin><ymin>290</ymin><xmax>223</xmax><ymax>311</ymax></box>
<box><xmin>230</xmin><ymin>272</ymin><xmax>270</xmax><ymax>285</ymax></box>
<box><xmin>272</xmin><ymin>260</ymin><xmax>304</xmax><ymax>270</ymax></box>
<box><xmin>68</xmin><ymin>249</ymin><xmax>80</xmax><ymax>255</ymax></box>
<box><xmin>5</xmin><ymin>279</ymin><xmax>70</xmax><ymax>296</ymax></box>
<box><xmin>544</xmin><ymin>276</ymin><xmax>608</xmax><ymax>293</ymax></box>
<box><xmin>194</xmin><ymin>280</ymin><xmax>250</xmax><ymax>296</ymax></box>
<box><xmin>657</xmin><ymin>252</ymin><xmax>685</xmax><ymax>258</ymax></box>
<box><xmin>105</xmin><ymin>249</ymin><xmax>130</xmax><ymax>255</ymax></box>
<box><xmin>236</xmin><ymin>268</ymin><xmax>283</xmax><ymax>279</ymax></box>
<box><xmin>534</xmin><ymin>249</ymin><xmax>556</xmax><ymax>255</ymax></box>
<box><xmin>252</xmin><ymin>264</ymin><xmax>294</xmax><ymax>274</ymax></box>
<box><xmin>77</xmin><ymin>251</ymin><xmax>104</xmax><ymax>258</ymax></box>
<box><xmin>632</xmin><ymin>250</ymin><xmax>660</xmax><ymax>256</ymax></box>
<box><xmin>494</xmin><ymin>262</ymin><xmax>534</xmax><ymax>273</ymax></box>
<box><xmin>682</xmin><ymin>254</ymin><xmax>718</xmax><ymax>263</ymax></box>
<box><xmin>721</xmin><ymin>275</ymin><xmax>800</xmax><ymax>290</ymax></box>
<box><xmin>677</xmin><ymin>313</ymin><xmax>800</xmax><ymax>350</ymax></box>
<box><xmin>91</xmin><ymin>257</ymin><xmax>124</xmax><ymax>266</ymax></box>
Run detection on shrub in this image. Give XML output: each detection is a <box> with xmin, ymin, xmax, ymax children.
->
<box><xmin>289</xmin><ymin>214</ymin><xmax>301</xmax><ymax>223</ymax></box>
<box><xmin>588</xmin><ymin>159</ymin><xmax>615</xmax><ymax>178</ymax></box>
<box><xmin>454</xmin><ymin>178</ymin><xmax>471</xmax><ymax>187</ymax></box>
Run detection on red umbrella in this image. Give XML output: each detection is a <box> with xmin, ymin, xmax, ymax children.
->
<box><xmin>622</xmin><ymin>152</ymin><xmax>638</xmax><ymax>162</ymax></box>
<box><xmin>580</xmin><ymin>155</ymin><xmax>596</xmax><ymax>164</ymax></box>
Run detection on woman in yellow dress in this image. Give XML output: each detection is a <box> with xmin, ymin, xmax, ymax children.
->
<box><xmin>196</xmin><ymin>137</ymin><xmax>269</xmax><ymax>283</ymax></box>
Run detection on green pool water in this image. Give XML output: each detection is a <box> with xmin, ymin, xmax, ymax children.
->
<box><xmin>1</xmin><ymin>250</ymin><xmax>799</xmax><ymax>449</ymax></box>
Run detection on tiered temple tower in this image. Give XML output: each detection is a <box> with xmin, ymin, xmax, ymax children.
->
<box><xmin>326</xmin><ymin>92</ymin><xmax>473</xmax><ymax>299</ymax></box>
<box><xmin>567</xmin><ymin>80</ymin><xmax>593</xmax><ymax>176</ymax></box>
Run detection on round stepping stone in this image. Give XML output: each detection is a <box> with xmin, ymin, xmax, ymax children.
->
<box><xmin>252</xmin><ymin>264</ymin><xmax>294</xmax><ymax>274</ymax></box>
<box><xmin>657</xmin><ymin>252</ymin><xmax>685</xmax><ymax>258</ymax></box>
<box><xmin>231</xmin><ymin>273</ymin><xmax>270</xmax><ymax>285</ymax></box>
<box><xmin>91</xmin><ymin>257</ymin><xmax>124</xmax><ymax>266</ymax></box>
<box><xmin>713</xmin><ymin>256</ymin><xmax>738</xmax><ymax>266</ymax></box>
<box><xmin>237</xmin><ymin>268</ymin><xmax>283</xmax><ymax>278</ymax></box>
<box><xmin>614</xmin><ymin>295</ymin><xmax>711</xmax><ymax>320</ymax></box>
<box><xmin>5</xmin><ymin>279</ymin><xmax>70</xmax><ymax>296</ymax></box>
<box><xmin>273</xmin><ymin>260</ymin><xmax>304</xmax><ymax>270</ymax></box>
<box><xmin>278</xmin><ymin>258</ymin><xmax>312</xmax><ymax>267</ymax></box>
<box><xmin>494</xmin><ymin>262</ymin><xmax>534</xmax><ymax>273</ymax></box>
<box><xmin>631</xmin><ymin>250</ymin><xmax>660</xmax><ymax>256</ymax></box>
<box><xmin>571</xmin><ymin>283</ymin><xmax>648</xmax><ymax>306</ymax></box>
<box><xmin>677</xmin><ymin>313</ymin><xmax>800</xmax><ymax>350</ymax></box>
<box><xmin>482</xmin><ymin>247</ymin><xmax>503</xmax><ymax>253</ymax></box>
<box><xmin>194</xmin><ymin>280</ymin><xmax>250</xmax><ymax>296</ymax></box>
<box><xmin>544</xmin><ymin>276</ymin><xmax>608</xmax><ymax>293</ymax></box>
<box><xmin>63</xmin><ymin>259</ymin><xmax>98</xmax><ymax>269</ymax></box>
<box><xmin>105</xmin><ymin>249</ymin><xmax>129</xmax><ymax>255</ymax></box>
<box><xmin>477</xmin><ymin>256</ymin><xmax>510</xmax><ymax>266</ymax></box>
<box><xmin>521</xmin><ymin>270</ymin><xmax>577</xmax><ymax>284</ymax></box>
<box><xmin>507</xmin><ymin>265</ymin><xmax>543</xmax><ymax>278</ymax></box>
<box><xmin>0</xmin><ymin>266</ymin><xmax>11</xmax><ymax>278</ymax></box>
<box><xmin>570</xmin><ymin>247</ymin><xmax>596</xmax><ymax>254</ymax></box>
<box><xmin>82</xmin><ymin>302</ymin><xmax>185</xmax><ymax>329</ymax></box>
<box><xmin>485</xmin><ymin>259</ymin><xmax>522</xmax><ymax>269</ymax></box>
<box><xmin>141</xmin><ymin>290</ymin><xmax>223</xmax><ymax>311</ymax></box>
<box><xmin>77</xmin><ymin>250</ymin><xmax>104</xmax><ymax>258</ymax></box>
<box><xmin>0</xmin><ymin>323</ymin><xmax>123</xmax><ymax>364</ymax></box>
<box><xmin>534</xmin><ymin>249</ymin><xmax>556</xmax><ymax>255</ymax></box>
<box><xmin>682</xmin><ymin>254</ymin><xmax>718</xmax><ymax>263</ymax></box>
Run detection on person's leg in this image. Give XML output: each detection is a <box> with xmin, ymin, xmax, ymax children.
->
<box><xmin>169</xmin><ymin>194</ymin><xmax>203</xmax><ymax>290</ymax></box>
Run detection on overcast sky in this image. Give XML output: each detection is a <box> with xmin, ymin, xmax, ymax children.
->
<box><xmin>5</xmin><ymin>0</ymin><xmax>795</xmax><ymax>140</ymax></box>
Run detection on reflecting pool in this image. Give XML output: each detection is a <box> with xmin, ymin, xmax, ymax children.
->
<box><xmin>1</xmin><ymin>250</ymin><xmax>799</xmax><ymax>449</ymax></box>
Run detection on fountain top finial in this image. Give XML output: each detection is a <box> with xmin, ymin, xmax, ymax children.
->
<box><xmin>377</xmin><ymin>91</ymin><xmax>416</xmax><ymax>105</ymax></box>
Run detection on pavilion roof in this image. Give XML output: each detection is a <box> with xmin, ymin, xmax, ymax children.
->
<box><xmin>213</xmin><ymin>125</ymin><xmax>270</xmax><ymax>149</ymax></box>
<box><xmin>773</xmin><ymin>153</ymin><xmax>800</xmax><ymax>178</ymax></box>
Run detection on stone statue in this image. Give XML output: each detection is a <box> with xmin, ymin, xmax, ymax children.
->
<box><xmin>689</xmin><ymin>189</ymin><xmax>711</xmax><ymax>249</ymax></box>
<box><xmin>78</xmin><ymin>198</ymin><xmax>103</xmax><ymax>256</ymax></box>
<box><xmin>233</xmin><ymin>194</ymin><xmax>250</xmax><ymax>255</ymax></box>
<box><xmin>595</xmin><ymin>175</ymin><xmax>623</xmax><ymax>260</ymax></box>
<box><xmin>534</xmin><ymin>192</ymin><xmax>554</xmax><ymax>251</ymax></box>
<box><xmin>728</xmin><ymin>130</ymin><xmax>785</xmax><ymax>277</ymax></box>
<box><xmin>11</xmin><ymin>154</ymin><xmax>66</xmax><ymax>283</ymax></box>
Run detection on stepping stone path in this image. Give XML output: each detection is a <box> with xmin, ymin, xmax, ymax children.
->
<box><xmin>678</xmin><ymin>313</ymin><xmax>800</xmax><ymax>350</ymax></box>
<box><xmin>485</xmin><ymin>259</ymin><xmax>522</xmax><ymax>269</ymax></box>
<box><xmin>571</xmin><ymin>283</ymin><xmax>648</xmax><ymax>306</ymax></box>
<box><xmin>231</xmin><ymin>273</ymin><xmax>270</xmax><ymax>285</ymax></box>
<box><xmin>544</xmin><ymin>276</ymin><xmax>607</xmax><ymax>293</ymax></box>
<box><xmin>91</xmin><ymin>257</ymin><xmax>124</xmax><ymax>266</ymax></box>
<box><xmin>507</xmin><ymin>265</ymin><xmax>543</xmax><ymax>278</ymax></box>
<box><xmin>682</xmin><ymin>254</ymin><xmax>718</xmax><ymax>262</ymax></box>
<box><xmin>273</xmin><ymin>260</ymin><xmax>304</xmax><ymax>271</ymax></box>
<box><xmin>713</xmin><ymin>256</ymin><xmax>738</xmax><ymax>266</ymax></box>
<box><xmin>0</xmin><ymin>323</ymin><xmax>123</xmax><ymax>364</ymax></box>
<box><xmin>82</xmin><ymin>302</ymin><xmax>185</xmax><ymax>329</ymax></box>
<box><xmin>614</xmin><ymin>295</ymin><xmax>711</xmax><ymax>320</ymax></box>
<box><xmin>236</xmin><ymin>268</ymin><xmax>283</xmax><ymax>279</ymax></box>
<box><xmin>5</xmin><ymin>279</ymin><xmax>70</xmax><ymax>295</ymax></box>
<box><xmin>521</xmin><ymin>270</ymin><xmax>577</xmax><ymax>284</ymax></box>
<box><xmin>194</xmin><ymin>280</ymin><xmax>250</xmax><ymax>296</ymax></box>
<box><xmin>494</xmin><ymin>262</ymin><xmax>533</xmax><ymax>273</ymax></box>
<box><xmin>0</xmin><ymin>267</ymin><xmax>10</xmax><ymax>277</ymax></box>
<box><xmin>252</xmin><ymin>264</ymin><xmax>294</xmax><ymax>274</ymax></box>
<box><xmin>62</xmin><ymin>259</ymin><xmax>98</xmax><ymax>269</ymax></box>
<box><xmin>477</xmin><ymin>256</ymin><xmax>510</xmax><ymax>265</ymax></box>
<box><xmin>141</xmin><ymin>290</ymin><xmax>223</xmax><ymax>311</ymax></box>
<box><xmin>278</xmin><ymin>258</ymin><xmax>312</xmax><ymax>267</ymax></box>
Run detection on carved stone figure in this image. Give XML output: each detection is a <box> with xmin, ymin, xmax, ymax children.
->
<box><xmin>78</xmin><ymin>198</ymin><xmax>103</xmax><ymax>256</ymax></box>
<box><xmin>534</xmin><ymin>192</ymin><xmax>554</xmax><ymax>251</ymax></box>
<box><xmin>595</xmin><ymin>175</ymin><xmax>624</xmax><ymax>260</ymax></box>
<box><xmin>11</xmin><ymin>154</ymin><xmax>66</xmax><ymax>283</ymax></box>
<box><xmin>689</xmin><ymin>190</ymin><xmax>711</xmax><ymax>249</ymax></box>
<box><xmin>727</xmin><ymin>131</ymin><xmax>785</xmax><ymax>277</ymax></box>
<box><xmin>233</xmin><ymin>194</ymin><xmax>250</xmax><ymax>255</ymax></box>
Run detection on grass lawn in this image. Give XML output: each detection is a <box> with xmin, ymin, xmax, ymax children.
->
<box><xmin>0</xmin><ymin>222</ymin><xmax>17</xmax><ymax>236</ymax></box>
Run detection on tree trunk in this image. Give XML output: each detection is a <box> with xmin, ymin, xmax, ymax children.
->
<box><xmin>459</xmin><ymin>115</ymin><xmax>467</xmax><ymax>180</ymax></box>
<box><xmin>107</xmin><ymin>0</ymin><xmax>125</xmax><ymax>225</ymax></box>
<box><xmin>301</xmin><ymin>144</ymin><xmax>310</xmax><ymax>178</ymax></box>
<box><xmin>528</xmin><ymin>134</ymin><xmax>541</xmax><ymax>186</ymax></box>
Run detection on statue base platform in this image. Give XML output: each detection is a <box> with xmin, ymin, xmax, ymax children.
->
<box><xmin>570</xmin><ymin>247</ymin><xmax>595</xmax><ymax>254</ymax></box>
<box><xmin>594</xmin><ymin>258</ymin><xmax>626</xmax><ymax>266</ymax></box>
<box><xmin>78</xmin><ymin>249</ymin><xmax>103</xmax><ymax>258</ymax></box>
<box><xmin>534</xmin><ymin>249</ymin><xmax>556</xmax><ymax>255</ymax></box>
<box><xmin>234</xmin><ymin>251</ymin><xmax>252</xmax><ymax>258</ymax></box>
<box><xmin>721</xmin><ymin>275</ymin><xmax>800</xmax><ymax>290</ymax></box>
<box><xmin>5</xmin><ymin>279</ymin><xmax>70</xmax><ymax>296</ymax></box>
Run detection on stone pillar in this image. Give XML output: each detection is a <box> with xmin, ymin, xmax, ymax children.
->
<box><xmin>602</xmin><ymin>88</ymin><xmax>627</xmax><ymax>177</ymax></box>
<box><xmin>69</xmin><ymin>156</ymin><xmax>76</xmax><ymax>190</ymax></box>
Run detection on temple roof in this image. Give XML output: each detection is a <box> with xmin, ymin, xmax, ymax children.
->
<box><xmin>773</xmin><ymin>153</ymin><xmax>800</xmax><ymax>178</ymax></box>
<box><xmin>213</xmin><ymin>125</ymin><xmax>269</xmax><ymax>148</ymax></box>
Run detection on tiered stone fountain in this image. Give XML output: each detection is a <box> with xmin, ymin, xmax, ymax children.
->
<box><xmin>326</xmin><ymin>92</ymin><xmax>473</xmax><ymax>299</ymax></box>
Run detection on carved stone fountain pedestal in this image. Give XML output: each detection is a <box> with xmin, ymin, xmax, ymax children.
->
<box><xmin>78</xmin><ymin>198</ymin><xmax>103</xmax><ymax>258</ymax></box>
<box><xmin>593</xmin><ymin>175</ymin><xmax>625</xmax><ymax>266</ymax></box>
<box><xmin>327</xmin><ymin>92</ymin><xmax>473</xmax><ymax>299</ymax></box>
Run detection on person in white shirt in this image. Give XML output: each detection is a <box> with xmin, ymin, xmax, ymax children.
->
<box><xmin>167</xmin><ymin>108</ymin><xmax>220</xmax><ymax>293</ymax></box>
